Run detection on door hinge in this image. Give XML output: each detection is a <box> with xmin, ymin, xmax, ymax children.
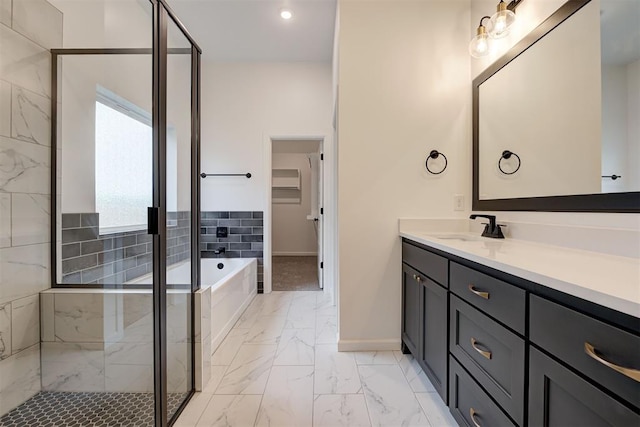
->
<box><xmin>147</xmin><ymin>207</ymin><xmax>159</xmax><ymax>235</ymax></box>
<box><xmin>320</xmin><ymin>153</ymin><xmax>324</xmax><ymax>161</ymax></box>
<box><xmin>320</xmin><ymin>262</ymin><xmax>323</xmax><ymax>269</ymax></box>
<box><xmin>320</xmin><ymin>208</ymin><xmax>324</xmax><ymax>215</ymax></box>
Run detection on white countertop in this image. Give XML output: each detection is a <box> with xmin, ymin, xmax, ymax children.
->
<box><xmin>400</xmin><ymin>231</ymin><xmax>640</xmax><ymax>318</ymax></box>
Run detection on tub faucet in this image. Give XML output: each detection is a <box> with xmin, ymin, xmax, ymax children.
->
<box><xmin>214</xmin><ymin>247</ymin><xmax>226</xmax><ymax>255</ymax></box>
<box><xmin>470</xmin><ymin>214</ymin><xmax>505</xmax><ymax>239</ymax></box>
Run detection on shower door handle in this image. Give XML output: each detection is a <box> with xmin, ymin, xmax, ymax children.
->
<box><xmin>148</xmin><ymin>207</ymin><xmax>159</xmax><ymax>235</ymax></box>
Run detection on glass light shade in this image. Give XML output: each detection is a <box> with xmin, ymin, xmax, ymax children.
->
<box><xmin>489</xmin><ymin>8</ymin><xmax>516</xmax><ymax>38</ymax></box>
<box><xmin>469</xmin><ymin>30</ymin><xmax>490</xmax><ymax>58</ymax></box>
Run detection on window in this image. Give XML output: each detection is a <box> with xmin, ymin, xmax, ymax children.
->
<box><xmin>95</xmin><ymin>88</ymin><xmax>152</xmax><ymax>233</ymax></box>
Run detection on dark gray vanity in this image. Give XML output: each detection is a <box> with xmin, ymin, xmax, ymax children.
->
<box><xmin>401</xmin><ymin>238</ymin><xmax>640</xmax><ymax>427</ymax></box>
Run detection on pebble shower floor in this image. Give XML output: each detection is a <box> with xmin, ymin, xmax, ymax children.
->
<box><xmin>0</xmin><ymin>391</ymin><xmax>187</xmax><ymax>426</ymax></box>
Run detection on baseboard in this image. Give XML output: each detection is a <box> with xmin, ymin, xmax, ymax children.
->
<box><xmin>272</xmin><ymin>252</ymin><xmax>318</xmax><ymax>256</ymax></box>
<box><xmin>337</xmin><ymin>338</ymin><xmax>401</xmax><ymax>352</ymax></box>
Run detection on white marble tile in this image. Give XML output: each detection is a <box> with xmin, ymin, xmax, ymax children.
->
<box><xmin>233</xmin><ymin>299</ymin><xmax>262</xmax><ymax>329</ymax></box>
<box><xmin>313</xmin><ymin>394</ymin><xmax>372</xmax><ymax>427</ymax></box>
<box><xmin>174</xmin><ymin>392</ymin><xmax>213</xmax><ymax>427</ymax></box>
<box><xmin>168</xmin><ymin>342</ymin><xmax>190</xmax><ymax>393</ymax></box>
<box><xmin>196</xmin><ymin>334</ymin><xmax>212</xmax><ymax>391</ymax></box>
<box><xmin>255</xmin><ymin>365</ymin><xmax>314</xmax><ymax>427</ymax></box>
<box><xmin>0</xmin><ymin>80</ymin><xmax>10</xmax><ymax>138</ymax></box>
<box><xmin>0</xmin><ymin>0</ymin><xmax>10</xmax><ymax>27</ymax></box>
<box><xmin>358</xmin><ymin>364</ymin><xmax>430</xmax><ymax>427</ymax></box>
<box><xmin>0</xmin><ymin>243</ymin><xmax>50</xmax><ymax>305</ymax></box>
<box><xmin>284</xmin><ymin>308</ymin><xmax>316</xmax><ymax>329</ymax></box>
<box><xmin>11</xmin><ymin>193</ymin><xmax>49</xmax><ymax>246</ymax></box>
<box><xmin>0</xmin><ymin>135</ymin><xmax>51</xmax><ymax>194</ymax></box>
<box><xmin>315</xmin><ymin>294</ymin><xmax>336</xmax><ymax>317</ymax></box>
<box><xmin>40</xmin><ymin>292</ymin><xmax>54</xmax><ymax>342</ymax></box>
<box><xmin>355</xmin><ymin>351</ymin><xmax>398</xmax><ymax>365</ymax></box>
<box><xmin>12</xmin><ymin>0</ymin><xmax>63</xmax><ymax>50</ymax></box>
<box><xmin>105</xmin><ymin>363</ymin><xmax>153</xmax><ymax>393</ymax></box>
<box><xmin>195</xmin><ymin>287</ymin><xmax>211</xmax><ymax>343</ymax></box>
<box><xmin>394</xmin><ymin>352</ymin><xmax>436</xmax><ymax>393</ymax></box>
<box><xmin>245</xmin><ymin>315</ymin><xmax>286</xmax><ymax>345</ymax></box>
<box><xmin>197</xmin><ymin>394</ymin><xmax>262</xmax><ymax>427</ymax></box>
<box><xmin>212</xmin><ymin>328</ymin><xmax>247</xmax><ymax>366</ymax></box>
<box><xmin>0</xmin><ymin>193</ymin><xmax>10</xmax><ymax>248</ymax></box>
<box><xmin>167</xmin><ymin>293</ymin><xmax>190</xmax><ymax>344</ymax></box>
<box><xmin>259</xmin><ymin>296</ymin><xmax>292</xmax><ymax>316</ymax></box>
<box><xmin>11</xmin><ymin>294</ymin><xmax>39</xmax><ymax>353</ymax></box>
<box><xmin>415</xmin><ymin>392</ymin><xmax>458</xmax><ymax>427</ymax></box>
<box><xmin>315</xmin><ymin>315</ymin><xmax>337</xmax><ymax>344</ymax></box>
<box><xmin>273</xmin><ymin>328</ymin><xmax>315</xmax><ymax>366</ymax></box>
<box><xmin>0</xmin><ymin>25</ymin><xmax>51</xmax><ymax>98</ymax></box>
<box><xmin>0</xmin><ymin>302</ymin><xmax>11</xmax><ymax>360</ymax></box>
<box><xmin>54</xmin><ymin>293</ymin><xmax>105</xmax><ymax>342</ymax></box>
<box><xmin>11</xmin><ymin>86</ymin><xmax>50</xmax><ymax>147</ymax></box>
<box><xmin>289</xmin><ymin>293</ymin><xmax>317</xmax><ymax>311</ymax></box>
<box><xmin>216</xmin><ymin>344</ymin><xmax>276</xmax><ymax>395</ymax></box>
<box><xmin>314</xmin><ymin>344</ymin><xmax>362</xmax><ymax>394</ymax></box>
<box><xmin>202</xmin><ymin>365</ymin><xmax>228</xmax><ymax>394</ymax></box>
<box><xmin>41</xmin><ymin>342</ymin><xmax>105</xmax><ymax>392</ymax></box>
<box><xmin>0</xmin><ymin>343</ymin><xmax>40</xmax><ymax>417</ymax></box>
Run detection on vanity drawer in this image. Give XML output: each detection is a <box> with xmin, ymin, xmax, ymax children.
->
<box><xmin>530</xmin><ymin>295</ymin><xmax>640</xmax><ymax>408</ymax></box>
<box><xmin>450</xmin><ymin>262</ymin><xmax>525</xmax><ymax>334</ymax></box>
<box><xmin>450</xmin><ymin>295</ymin><xmax>525</xmax><ymax>425</ymax></box>
<box><xmin>402</xmin><ymin>241</ymin><xmax>448</xmax><ymax>287</ymax></box>
<box><xmin>449</xmin><ymin>356</ymin><xmax>516</xmax><ymax>427</ymax></box>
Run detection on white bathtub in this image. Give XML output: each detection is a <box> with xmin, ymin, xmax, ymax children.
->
<box><xmin>201</xmin><ymin>258</ymin><xmax>257</xmax><ymax>354</ymax></box>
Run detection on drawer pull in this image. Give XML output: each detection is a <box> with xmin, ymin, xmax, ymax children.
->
<box><xmin>468</xmin><ymin>285</ymin><xmax>490</xmax><ymax>300</ymax></box>
<box><xmin>469</xmin><ymin>408</ymin><xmax>481</xmax><ymax>427</ymax></box>
<box><xmin>584</xmin><ymin>342</ymin><xmax>640</xmax><ymax>382</ymax></box>
<box><xmin>471</xmin><ymin>338</ymin><xmax>492</xmax><ymax>360</ymax></box>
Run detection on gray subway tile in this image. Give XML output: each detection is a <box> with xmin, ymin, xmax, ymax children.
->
<box><xmin>241</xmin><ymin>219</ymin><xmax>263</xmax><ymax>227</ymax></box>
<box><xmin>241</xmin><ymin>251</ymin><xmax>263</xmax><ymax>258</ymax></box>
<box><xmin>137</xmin><ymin>253</ymin><xmax>152</xmax><ymax>266</ymax></box>
<box><xmin>124</xmin><ymin>243</ymin><xmax>148</xmax><ymax>258</ymax></box>
<box><xmin>61</xmin><ymin>272</ymin><xmax>82</xmax><ymax>284</ymax></box>
<box><xmin>113</xmin><ymin>258</ymin><xmax>137</xmax><ymax>273</ymax></box>
<box><xmin>229</xmin><ymin>227</ymin><xmax>251</xmax><ymax>235</ymax></box>
<box><xmin>80</xmin><ymin>213</ymin><xmax>99</xmax><ymax>227</ymax></box>
<box><xmin>61</xmin><ymin>243</ymin><xmax>80</xmax><ymax>259</ymax></box>
<box><xmin>225</xmin><ymin>251</ymin><xmax>241</xmax><ymax>258</ymax></box>
<box><xmin>252</xmin><ymin>211</ymin><xmax>263</xmax><ymax>219</ymax></box>
<box><xmin>62</xmin><ymin>227</ymin><xmax>99</xmax><ymax>243</ymax></box>
<box><xmin>230</xmin><ymin>243</ymin><xmax>251</xmax><ymax>250</ymax></box>
<box><xmin>125</xmin><ymin>265</ymin><xmax>148</xmax><ymax>282</ymax></box>
<box><xmin>98</xmin><ymin>248</ymin><xmax>124</xmax><ymax>265</ymax></box>
<box><xmin>251</xmin><ymin>242</ymin><xmax>263</xmax><ymax>250</ymax></box>
<box><xmin>137</xmin><ymin>233</ymin><xmax>152</xmax><ymax>244</ymax></box>
<box><xmin>61</xmin><ymin>214</ymin><xmax>80</xmax><ymax>229</ymax></box>
<box><xmin>113</xmin><ymin>235</ymin><xmax>137</xmax><ymax>249</ymax></box>
<box><xmin>62</xmin><ymin>254</ymin><xmax>97</xmax><ymax>274</ymax></box>
<box><xmin>178</xmin><ymin>235</ymin><xmax>190</xmax><ymax>245</ymax></box>
<box><xmin>252</xmin><ymin>227</ymin><xmax>263</xmax><ymax>235</ymax></box>
<box><xmin>81</xmin><ymin>264</ymin><xmax>113</xmax><ymax>283</ymax></box>
<box><xmin>81</xmin><ymin>238</ymin><xmax>112</xmax><ymax>255</ymax></box>
<box><xmin>241</xmin><ymin>235</ymin><xmax>263</xmax><ymax>243</ymax></box>
<box><xmin>217</xmin><ymin>219</ymin><xmax>241</xmax><ymax>227</ymax></box>
<box><xmin>201</xmin><ymin>220</ymin><xmax>218</xmax><ymax>227</ymax></box>
<box><xmin>229</xmin><ymin>212</ymin><xmax>251</xmax><ymax>219</ymax></box>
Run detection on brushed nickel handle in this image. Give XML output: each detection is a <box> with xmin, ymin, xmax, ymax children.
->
<box><xmin>471</xmin><ymin>337</ymin><xmax>492</xmax><ymax>360</ymax></box>
<box><xmin>468</xmin><ymin>284</ymin><xmax>489</xmax><ymax>299</ymax></box>
<box><xmin>469</xmin><ymin>408</ymin><xmax>481</xmax><ymax>427</ymax></box>
<box><xmin>584</xmin><ymin>342</ymin><xmax>640</xmax><ymax>382</ymax></box>
<box><xmin>416</xmin><ymin>275</ymin><xmax>422</xmax><ymax>282</ymax></box>
<box><xmin>412</xmin><ymin>274</ymin><xmax>417</xmax><ymax>280</ymax></box>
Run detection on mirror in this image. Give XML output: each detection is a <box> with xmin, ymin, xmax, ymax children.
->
<box><xmin>473</xmin><ymin>0</ymin><xmax>640</xmax><ymax>212</ymax></box>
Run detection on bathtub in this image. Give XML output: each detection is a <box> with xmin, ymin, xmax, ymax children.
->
<box><xmin>201</xmin><ymin>258</ymin><xmax>257</xmax><ymax>353</ymax></box>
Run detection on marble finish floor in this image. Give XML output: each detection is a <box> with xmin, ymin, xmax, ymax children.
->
<box><xmin>272</xmin><ymin>257</ymin><xmax>320</xmax><ymax>292</ymax></box>
<box><xmin>176</xmin><ymin>291</ymin><xmax>457</xmax><ymax>427</ymax></box>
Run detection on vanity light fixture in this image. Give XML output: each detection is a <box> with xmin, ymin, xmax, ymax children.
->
<box><xmin>469</xmin><ymin>16</ymin><xmax>491</xmax><ymax>58</ymax></box>
<box><xmin>280</xmin><ymin>8</ymin><xmax>293</xmax><ymax>20</ymax></box>
<box><xmin>489</xmin><ymin>0</ymin><xmax>524</xmax><ymax>38</ymax></box>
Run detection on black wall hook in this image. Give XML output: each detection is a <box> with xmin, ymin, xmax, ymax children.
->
<box><xmin>426</xmin><ymin>150</ymin><xmax>448</xmax><ymax>175</ymax></box>
<box><xmin>498</xmin><ymin>150</ymin><xmax>521</xmax><ymax>175</ymax></box>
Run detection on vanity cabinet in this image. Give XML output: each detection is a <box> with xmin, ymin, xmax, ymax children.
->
<box><xmin>400</xmin><ymin>237</ymin><xmax>640</xmax><ymax>427</ymax></box>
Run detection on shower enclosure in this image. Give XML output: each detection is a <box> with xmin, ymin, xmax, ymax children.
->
<box><xmin>0</xmin><ymin>0</ymin><xmax>200</xmax><ymax>426</ymax></box>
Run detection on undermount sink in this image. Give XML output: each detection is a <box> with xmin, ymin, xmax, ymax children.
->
<box><xmin>428</xmin><ymin>233</ymin><xmax>481</xmax><ymax>242</ymax></box>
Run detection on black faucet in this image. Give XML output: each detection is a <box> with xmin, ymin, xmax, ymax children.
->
<box><xmin>469</xmin><ymin>214</ymin><xmax>505</xmax><ymax>239</ymax></box>
<box><xmin>213</xmin><ymin>247</ymin><xmax>226</xmax><ymax>255</ymax></box>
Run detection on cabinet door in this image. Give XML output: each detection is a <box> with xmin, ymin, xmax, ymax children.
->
<box><xmin>421</xmin><ymin>276</ymin><xmax>448</xmax><ymax>403</ymax></box>
<box><xmin>529</xmin><ymin>347</ymin><xmax>640</xmax><ymax>427</ymax></box>
<box><xmin>401</xmin><ymin>264</ymin><xmax>423</xmax><ymax>357</ymax></box>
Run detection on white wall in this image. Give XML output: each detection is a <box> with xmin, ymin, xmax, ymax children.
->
<box><xmin>272</xmin><ymin>153</ymin><xmax>317</xmax><ymax>255</ymax></box>
<box><xmin>336</xmin><ymin>0</ymin><xmax>471</xmax><ymax>350</ymax></box>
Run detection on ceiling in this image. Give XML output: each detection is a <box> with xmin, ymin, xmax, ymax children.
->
<box><xmin>167</xmin><ymin>0</ymin><xmax>337</xmax><ymax>62</ymax></box>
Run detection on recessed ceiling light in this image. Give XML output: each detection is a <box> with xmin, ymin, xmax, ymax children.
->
<box><xmin>280</xmin><ymin>9</ymin><xmax>292</xmax><ymax>20</ymax></box>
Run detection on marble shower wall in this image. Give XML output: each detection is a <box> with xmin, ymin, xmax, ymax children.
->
<box><xmin>0</xmin><ymin>0</ymin><xmax>62</xmax><ymax>417</ymax></box>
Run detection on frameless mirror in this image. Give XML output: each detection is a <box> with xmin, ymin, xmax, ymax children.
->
<box><xmin>473</xmin><ymin>0</ymin><xmax>640</xmax><ymax>211</ymax></box>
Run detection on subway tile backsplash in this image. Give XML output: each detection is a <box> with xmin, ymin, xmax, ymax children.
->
<box><xmin>60</xmin><ymin>212</ymin><xmax>190</xmax><ymax>285</ymax></box>
<box><xmin>201</xmin><ymin>211</ymin><xmax>264</xmax><ymax>292</ymax></box>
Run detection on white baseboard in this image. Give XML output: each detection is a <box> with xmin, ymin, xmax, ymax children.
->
<box><xmin>337</xmin><ymin>338</ymin><xmax>401</xmax><ymax>352</ymax></box>
<box><xmin>272</xmin><ymin>252</ymin><xmax>318</xmax><ymax>256</ymax></box>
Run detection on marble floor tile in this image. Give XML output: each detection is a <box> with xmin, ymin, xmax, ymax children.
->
<box><xmin>359</xmin><ymin>364</ymin><xmax>430</xmax><ymax>427</ymax></box>
<box><xmin>355</xmin><ymin>351</ymin><xmax>397</xmax><ymax>365</ymax></box>
<box><xmin>394</xmin><ymin>352</ymin><xmax>436</xmax><ymax>393</ymax></box>
<box><xmin>255</xmin><ymin>365</ymin><xmax>314</xmax><ymax>427</ymax></box>
<box><xmin>174</xmin><ymin>392</ymin><xmax>214</xmax><ymax>427</ymax></box>
<box><xmin>313</xmin><ymin>394</ymin><xmax>372</xmax><ymax>427</ymax></box>
<box><xmin>202</xmin><ymin>366</ymin><xmax>228</xmax><ymax>394</ymax></box>
<box><xmin>273</xmin><ymin>328</ymin><xmax>315</xmax><ymax>366</ymax></box>
<box><xmin>233</xmin><ymin>301</ymin><xmax>263</xmax><ymax>330</ymax></box>
<box><xmin>315</xmin><ymin>315</ymin><xmax>337</xmax><ymax>344</ymax></box>
<box><xmin>415</xmin><ymin>392</ymin><xmax>457</xmax><ymax>427</ymax></box>
<box><xmin>244</xmin><ymin>315</ymin><xmax>286</xmax><ymax>344</ymax></box>
<box><xmin>216</xmin><ymin>344</ymin><xmax>276</xmax><ymax>395</ymax></box>
<box><xmin>314</xmin><ymin>345</ymin><xmax>362</xmax><ymax>394</ymax></box>
<box><xmin>284</xmin><ymin>309</ymin><xmax>316</xmax><ymax>329</ymax></box>
<box><xmin>212</xmin><ymin>328</ymin><xmax>247</xmax><ymax>366</ymax></box>
<box><xmin>259</xmin><ymin>296</ymin><xmax>292</xmax><ymax>317</ymax></box>
<box><xmin>197</xmin><ymin>394</ymin><xmax>262</xmax><ymax>427</ymax></box>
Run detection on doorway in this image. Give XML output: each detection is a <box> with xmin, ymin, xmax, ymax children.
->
<box><xmin>270</xmin><ymin>139</ymin><xmax>324</xmax><ymax>291</ymax></box>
